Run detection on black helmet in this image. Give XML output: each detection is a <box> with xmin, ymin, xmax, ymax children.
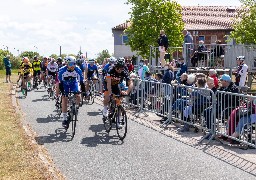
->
<box><xmin>33</xmin><ymin>55</ymin><xmax>38</xmax><ymax>60</ymax></box>
<box><xmin>57</xmin><ymin>57</ymin><xmax>62</xmax><ymax>62</ymax></box>
<box><xmin>115</xmin><ymin>59</ymin><xmax>125</xmax><ymax>68</ymax></box>
<box><xmin>236</xmin><ymin>56</ymin><xmax>245</xmax><ymax>61</ymax></box>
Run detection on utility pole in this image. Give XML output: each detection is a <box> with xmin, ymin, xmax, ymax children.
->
<box><xmin>60</xmin><ymin>45</ymin><xmax>62</xmax><ymax>57</ymax></box>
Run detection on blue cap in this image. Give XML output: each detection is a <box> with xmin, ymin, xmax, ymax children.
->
<box><xmin>220</xmin><ymin>74</ymin><xmax>231</xmax><ymax>82</ymax></box>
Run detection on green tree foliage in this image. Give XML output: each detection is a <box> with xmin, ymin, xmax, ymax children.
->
<box><xmin>0</xmin><ymin>49</ymin><xmax>21</xmax><ymax>69</ymax></box>
<box><xmin>95</xmin><ymin>49</ymin><xmax>111</xmax><ymax>64</ymax></box>
<box><xmin>49</xmin><ymin>54</ymin><xmax>58</xmax><ymax>60</ymax></box>
<box><xmin>20</xmin><ymin>51</ymin><xmax>40</xmax><ymax>61</ymax></box>
<box><xmin>125</xmin><ymin>0</ymin><xmax>184</xmax><ymax>57</ymax></box>
<box><xmin>230</xmin><ymin>0</ymin><xmax>256</xmax><ymax>44</ymax></box>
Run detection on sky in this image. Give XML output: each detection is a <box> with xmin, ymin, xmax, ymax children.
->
<box><xmin>0</xmin><ymin>0</ymin><xmax>242</xmax><ymax>58</ymax></box>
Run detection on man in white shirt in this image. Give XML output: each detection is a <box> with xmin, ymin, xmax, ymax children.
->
<box><xmin>46</xmin><ymin>58</ymin><xmax>59</xmax><ymax>88</ymax></box>
<box><xmin>235</xmin><ymin>56</ymin><xmax>248</xmax><ymax>87</ymax></box>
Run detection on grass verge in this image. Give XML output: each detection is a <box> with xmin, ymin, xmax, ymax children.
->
<box><xmin>0</xmin><ymin>70</ymin><xmax>53</xmax><ymax>179</ymax></box>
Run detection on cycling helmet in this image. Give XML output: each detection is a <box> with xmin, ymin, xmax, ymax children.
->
<box><xmin>43</xmin><ymin>56</ymin><xmax>48</xmax><ymax>60</ymax></box>
<box><xmin>118</xmin><ymin>57</ymin><xmax>125</xmax><ymax>62</ymax></box>
<box><xmin>109</xmin><ymin>56</ymin><xmax>117</xmax><ymax>63</ymax></box>
<box><xmin>88</xmin><ymin>59</ymin><xmax>95</xmax><ymax>63</ymax></box>
<box><xmin>65</xmin><ymin>56</ymin><xmax>76</xmax><ymax>64</ymax></box>
<box><xmin>115</xmin><ymin>59</ymin><xmax>125</xmax><ymax>68</ymax></box>
<box><xmin>23</xmin><ymin>57</ymin><xmax>29</xmax><ymax>63</ymax></box>
<box><xmin>33</xmin><ymin>55</ymin><xmax>38</xmax><ymax>60</ymax></box>
<box><xmin>80</xmin><ymin>54</ymin><xmax>86</xmax><ymax>61</ymax></box>
<box><xmin>57</xmin><ymin>57</ymin><xmax>62</xmax><ymax>61</ymax></box>
<box><xmin>236</xmin><ymin>56</ymin><xmax>245</xmax><ymax>61</ymax></box>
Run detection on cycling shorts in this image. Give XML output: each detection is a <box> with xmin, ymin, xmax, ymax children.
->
<box><xmin>33</xmin><ymin>70</ymin><xmax>40</xmax><ymax>77</ymax></box>
<box><xmin>63</xmin><ymin>82</ymin><xmax>80</xmax><ymax>95</ymax></box>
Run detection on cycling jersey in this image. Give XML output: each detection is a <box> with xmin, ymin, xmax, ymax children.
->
<box><xmin>32</xmin><ymin>60</ymin><xmax>41</xmax><ymax>71</ymax></box>
<box><xmin>235</xmin><ymin>63</ymin><xmax>248</xmax><ymax>87</ymax></box>
<box><xmin>20</xmin><ymin>63</ymin><xmax>33</xmax><ymax>75</ymax></box>
<box><xmin>87</xmin><ymin>64</ymin><xmax>98</xmax><ymax>79</ymax></box>
<box><xmin>47</xmin><ymin>62</ymin><xmax>58</xmax><ymax>73</ymax></box>
<box><xmin>105</xmin><ymin>67</ymin><xmax>130</xmax><ymax>95</ymax></box>
<box><xmin>41</xmin><ymin>60</ymin><xmax>48</xmax><ymax>72</ymax></box>
<box><xmin>58</xmin><ymin>66</ymin><xmax>84</xmax><ymax>93</ymax></box>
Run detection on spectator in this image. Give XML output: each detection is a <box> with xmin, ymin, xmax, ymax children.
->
<box><xmin>3</xmin><ymin>55</ymin><xmax>11</xmax><ymax>83</ymax></box>
<box><xmin>206</xmin><ymin>77</ymin><xmax>217</xmax><ymax>93</ymax></box>
<box><xmin>182</xmin><ymin>29</ymin><xmax>193</xmax><ymax>66</ymax></box>
<box><xmin>208</xmin><ymin>69</ymin><xmax>219</xmax><ymax>88</ymax></box>
<box><xmin>170</xmin><ymin>59</ymin><xmax>176</xmax><ymax>68</ymax></box>
<box><xmin>162</xmin><ymin>64</ymin><xmax>174</xmax><ymax>84</ymax></box>
<box><xmin>181</xmin><ymin>77</ymin><xmax>209</xmax><ymax>132</ymax></box>
<box><xmin>203</xmin><ymin>74</ymin><xmax>239</xmax><ymax>139</ymax></box>
<box><xmin>234</xmin><ymin>56</ymin><xmax>248</xmax><ymax>87</ymax></box>
<box><xmin>125</xmin><ymin>58</ymin><xmax>134</xmax><ymax>73</ymax></box>
<box><xmin>176</xmin><ymin>58</ymin><xmax>187</xmax><ymax>83</ymax></box>
<box><xmin>231</xmin><ymin>100</ymin><xmax>256</xmax><ymax>144</ymax></box>
<box><xmin>157</xmin><ymin>30</ymin><xmax>169</xmax><ymax>67</ymax></box>
<box><xmin>137</xmin><ymin>59</ymin><xmax>149</xmax><ymax>80</ymax></box>
<box><xmin>211</xmin><ymin>40</ymin><xmax>224</xmax><ymax>67</ymax></box>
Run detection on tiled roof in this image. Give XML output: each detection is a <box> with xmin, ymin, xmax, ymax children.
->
<box><xmin>112</xmin><ymin>6</ymin><xmax>240</xmax><ymax>31</ymax></box>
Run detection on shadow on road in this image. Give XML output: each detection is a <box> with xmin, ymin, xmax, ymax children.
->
<box><xmin>35</xmin><ymin>128</ymin><xmax>73</xmax><ymax>144</ymax></box>
<box><xmin>36</xmin><ymin>114</ymin><xmax>61</xmax><ymax>123</ymax></box>
<box><xmin>87</xmin><ymin>111</ymin><xmax>103</xmax><ymax>116</ymax></box>
<box><xmin>32</xmin><ymin>95</ymin><xmax>50</xmax><ymax>102</ymax></box>
<box><xmin>81</xmin><ymin>124</ymin><xmax>122</xmax><ymax>147</ymax></box>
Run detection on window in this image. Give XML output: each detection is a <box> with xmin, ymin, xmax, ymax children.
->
<box><xmin>211</xmin><ymin>35</ymin><xmax>217</xmax><ymax>43</ymax></box>
<box><xmin>198</xmin><ymin>36</ymin><xmax>205</xmax><ymax>42</ymax></box>
<box><xmin>122</xmin><ymin>35</ymin><xmax>128</xmax><ymax>44</ymax></box>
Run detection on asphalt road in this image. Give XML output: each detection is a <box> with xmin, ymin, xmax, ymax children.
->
<box><xmin>17</xmin><ymin>85</ymin><xmax>256</xmax><ymax>180</ymax></box>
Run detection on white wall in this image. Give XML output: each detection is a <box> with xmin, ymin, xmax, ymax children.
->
<box><xmin>114</xmin><ymin>45</ymin><xmax>137</xmax><ymax>58</ymax></box>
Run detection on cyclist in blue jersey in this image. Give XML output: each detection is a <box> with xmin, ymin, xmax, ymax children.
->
<box><xmin>84</xmin><ymin>59</ymin><xmax>99</xmax><ymax>97</ymax></box>
<box><xmin>58</xmin><ymin>56</ymin><xmax>85</xmax><ymax>128</ymax></box>
<box><xmin>102</xmin><ymin>57</ymin><xmax>116</xmax><ymax>78</ymax></box>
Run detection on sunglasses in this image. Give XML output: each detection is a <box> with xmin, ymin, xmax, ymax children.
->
<box><xmin>68</xmin><ymin>62</ymin><xmax>75</xmax><ymax>66</ymax></box>
<box><xmin>116</xmin><ymin>67</ymin><xmax>124</xmax><ymax>71</ymax></box>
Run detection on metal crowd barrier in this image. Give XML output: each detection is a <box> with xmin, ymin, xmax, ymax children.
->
<box><xmin>123</xmin><ymin>79</ymin><xmax>256</xmax><ymax>148</ymax></box>
<box><xmin>214</xmin><ymin>91</ymin><xmax>256</xmax><ymax>148</ymax></box>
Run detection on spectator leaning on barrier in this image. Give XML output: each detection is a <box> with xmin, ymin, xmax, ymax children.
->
<box><xmin>137</xmin><ymin>59</ymin><xmax>149</xmax><ymax>80</ymax></box>
<box><xmin>162</xmin><ymin>64</ymin><xmax>174</xmax><ymax>84</ymax></box>
<box><xmin>209</xmin><ymin>69</ymin><xmax>219</xmax><ymax>88</ymax></box>
<box><xmin>176</xmin><ymin>58</ymin><xmax>187</xmax><ymax>83</ymax></box>
<box><xmin>125</xmin><ymin>58</ymin><xmax>134</xmax><ymax>73</ymax></box>
<box><xmin>231</xmin><ymin>99</ymin><xmax>256</xmax><ymax>144</ymax></box>
<box><xmin>235</xmin><ymin>56</ymin><xmax>248</xmax><ymax>87</ymax></box>
<box><xmin>3</xmin><ymin>55</ymin><xmax>12</xmax><ymax>83</ymax></box>
<box><xmin>203</xmin><ymin>74</ymin><xmax>239</xmax><ymax>138</ymax></box>
<box><xmin>157</xmin><ymin>30</ymin><xmax>169</xmax><ymax>67</ymax></box>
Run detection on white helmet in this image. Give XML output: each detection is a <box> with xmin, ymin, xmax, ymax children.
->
<box><xmin>65</xmin><ymin>56</ymin><xmax>76</xmax><ymax>64</ymax></box>
<box><xmin>109</xmin><ymin>56</ymin><xmax>117</xmax><ymax>63</ymax></box>
<box><xmin>79</xmin><ymin>54</ymin><xmax>86</xmax><ymax>61</ymax></box>
<box><xmin>118</xmin><ymin>57</ymin><xmax>125</xmax><ymax>62</ymax></box>
<box><xmin>88</xmin><ymin>58</ymin><xmax>95</xmax><ymax>63</ymax></box>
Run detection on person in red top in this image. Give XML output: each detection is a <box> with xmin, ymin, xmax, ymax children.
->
<box><xmin>125</xmin><ymin>58</ymin><xmax>134</xmax><ymax>73</ymax></box>
<box><xmin>209</xmin><ymin>69</ymin><xmax>219</xmax><ymax>88</ymax></box>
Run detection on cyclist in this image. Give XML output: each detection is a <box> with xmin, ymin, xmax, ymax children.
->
<box><xmin>46</xmin><ymin>58</ymin><xmax>58</xmax><ymax>89</ymax></box>
<box><xmin>85</xmin><ymin>58</ymin><xmax>99</xmax><ymax>97</ymax></box>
<box><xmin>40</xmin><ymin>56</ymin><xmax>48</xmax><ymax>84</ymax></box>
<box><xmin>235</xmin><ymin>56</ymin><xmax>248</xmax><ymax>87</ymax></box>
<box><xmin>58</xmin><ymin>56</ymin><xmax>85</xmax><ymax>128</ymax></box>
<box><xmin>32</xmin><ymin>55</ymin><xmax>41</xmax><ymax>88</ymax></box>
<box><xmin>17</xmin><ymin>57</ymin><xmax>25</xmax><ymax>86</ymax></box>
<box><xmin>20</xmin><ymin>57</ymin><xmax>33</xmax><ymax>93</ymax></box>
<box><xmin>57</xmin><ymin>57</ymin><xmax>64</xmax><ymax>69</ymax></box>
<box><xmin>76</xmin><ymin>56</ymin><xmax>86</xmax><ymax>77</ymax></box>
<box><xmin>103</xmin><ymin>59</ymin><xmax>134</xmax><ymax>117</ymax></box>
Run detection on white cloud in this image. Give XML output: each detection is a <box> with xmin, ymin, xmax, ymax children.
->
<box><xmin>0</xmin><ymin>0</ymin><xmax>242</xmax><ymax>58</ymax></box>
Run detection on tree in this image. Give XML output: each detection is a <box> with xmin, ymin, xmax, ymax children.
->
<box><xmin>20</xmin><ymin>51</ymin><xmax>40</xmax><ymax>61</ymax></box>
<box><xmin>230</xmin><ymin>0</ymin><xmax>256</xmax><ymax>44</ymax></box>
<box><xmin>125</xmin><ymin>0</ymin><xmax>184</xmax><ymax>57</ymax></box>
<box><xmin>49</xmin><ymin>54</ymin><xmax>58</xmax><ymax>60</ymax></box>
<box><xmin>95</xmin><ymin>49</ymin><xmax>111</xmax><ymax>64</ymax></box>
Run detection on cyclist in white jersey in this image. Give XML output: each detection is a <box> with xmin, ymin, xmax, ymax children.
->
<box><xmin>46</xmin><ymin>58</ymin><xmax>59</xmax><ymax>88</ymax></box>
<box><xmin>235</xmin><ymin>56</ymin><xmax>248</xmax><ymax>87</ymax></box>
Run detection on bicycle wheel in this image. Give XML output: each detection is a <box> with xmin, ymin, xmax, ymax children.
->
<box><xmin>71</xmin><ymin>105</ymin><xmax>77</xmax><ymax>139</ymax></box>
<box><xmin>103</xmin><ymin>115</ymin><xmax>112</xmax><ymax>133</ymax></box>
<box><xmin>116</xmin><ymin>105</ymin><xmax>127</xmax><ymax>140</ymax></box>
<box><xmin>91</xmin><ymin>85</ymin><xmax>95</xmax><ymax>104</ymax></box>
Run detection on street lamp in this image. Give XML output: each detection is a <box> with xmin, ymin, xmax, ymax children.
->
<box><xmin>58</xmin><ymin>44</ymin><xmax>62</xmax><ymax>57</ymax></box>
